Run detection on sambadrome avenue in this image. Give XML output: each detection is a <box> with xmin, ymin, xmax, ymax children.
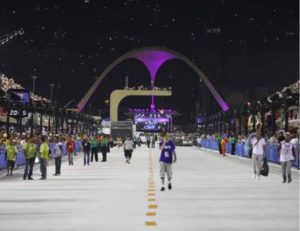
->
<box><xmin>0</xmin><ymin>1</ymin><xmax>299</xmax><ymax>230</ymax></box>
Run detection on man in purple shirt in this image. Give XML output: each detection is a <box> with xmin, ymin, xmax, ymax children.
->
<box><xmin>159</xmin><ymin>131</ymin><xmax>177</xmax><ymax>191</ymax></box>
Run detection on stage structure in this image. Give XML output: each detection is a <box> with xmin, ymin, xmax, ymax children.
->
<box><xmin>110</xmin><ymin>89</ymin><xmax>172</xmax><ymax>122</ymax></box>
<box><xmin>77</xmin><ymin>47</ymin><xmax>229</xmax><ymax>116</ymax></box>
<box><xmin>128</xmin><ymin>108</ymin><xmax>178</xmax><ymax>132</ymax></box>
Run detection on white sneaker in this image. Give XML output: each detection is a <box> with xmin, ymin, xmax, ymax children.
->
<box><xmin>252</xmin><ymin>174</ymin><xmax>256</xmax><ymax>179</ymax></box>
<box><xmin>256</xmin><ymin>175</ymin><xmax>260</xmax><ymax>180</ymax></box>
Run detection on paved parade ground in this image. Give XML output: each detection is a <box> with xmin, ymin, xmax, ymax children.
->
<box><xmin>0</xmin><ymin>146</ymin><xmax>299</xmax><ymax>231</ymax></box>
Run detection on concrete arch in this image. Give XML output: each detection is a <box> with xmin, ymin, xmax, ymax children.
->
<box><xmin>77</xmin><ymin>46</ymin><xmax>229</xmax><ymax>112</ymax></box>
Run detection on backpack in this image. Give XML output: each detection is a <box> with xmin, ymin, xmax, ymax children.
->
<box><xmin>260</xmin><ymin>157</ymin><xmax>269</xmax><ymax>176</ymax></box>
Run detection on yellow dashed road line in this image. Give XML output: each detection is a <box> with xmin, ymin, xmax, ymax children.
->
<box><xmin>145</xmin><ymin>221</ymin><xmax>157</xmax><ymax>226</ymax></box>
<box><xmin>145</xmin><ymin>149</ymin><xmax>158</xmax><ymax>227</ymax></box>
<box><xmin>146</xmin><ymin>212</ymin><xmax>156</xmax><ymax>216</ymax></box>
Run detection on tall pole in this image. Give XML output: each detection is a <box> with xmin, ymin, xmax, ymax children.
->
<box><xmin>6</xmin><ymin>108</ymin><xmax>10</xmax><ymax>135</ymax></box>
<box><xmin>55</xmin><ymin>110</ymin><xmax>58</xmax><ymax>134</ymax></box>
<box><xmin>50</xmin><ymin>83</ymin><xmax>55</xmax><ymax>102</ymax></box>
<box><xmin>31</xmin><ymin>76</ymin><xmax>37</xmax><ymax>94</ymax></box>
<box><xmin>40</xmin><ymin>113</ymin><xmax>43</xmax><ymax>134</ymax></box>
<box><xmin>125</xmin><ymin>75</ymin><xmax>128</xmax><ymax>89</ymax></box>
<box><xmin>151</xmin><ymin>78</ymin><xmax>154</xmax><ymax>111</ymax></box>
<box><xmin>18</xmin><ymin>107</ymin><xmax>22</xmax><ymax>133</ymax></box>
<box><xmin>49</xmin><ymin>83</ymin><xmax>55</xmax><ymax>132</ymax></box>
<box><xmin>284</xmin><ymin>100</ymin><xmax>289</xmax><ymax>132</ymax></box>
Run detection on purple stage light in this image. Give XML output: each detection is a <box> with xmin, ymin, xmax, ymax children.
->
<box><xmin>134</xmin><ymin>117</ymin><xmax>170</xmax><ymax>123</ymax></box>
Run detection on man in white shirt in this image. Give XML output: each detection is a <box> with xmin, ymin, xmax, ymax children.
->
<box><xmin>123</xmin><ymin>136</ymin><xmax>134</xmax><ymax>164</ymax></box>
<box><xmin>251</xmin><ymin>132</ymin><xmax>266</xmax><ymax>180</ymax></box>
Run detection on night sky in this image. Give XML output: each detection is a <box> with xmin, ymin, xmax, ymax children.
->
<box><xmin>0</xmin><ymin>0</ymin><xmax>298</xmax><ymax>118</ymax></box>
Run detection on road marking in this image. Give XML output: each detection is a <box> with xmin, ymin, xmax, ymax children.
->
<box><xmin>145</xmin><ymin>221</ymin><xmax>157</xmax><ymax>226</ymax></box>
<box><xmin>148</xmin><ymin>204</ymin><xmax>158</xmax><ymax>209</ymax></box>
<box><xmin>145</xmin><ymin>149</ymin><xmax>158</xmax><ymax>227</ymax></box>
<box><xmin>146</xmin><ymin>212</ymin><xmax>156</xmax><ymax>216</ymax></box>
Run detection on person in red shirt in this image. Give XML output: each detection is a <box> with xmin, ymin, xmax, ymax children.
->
<box><xmin>66</xmin><ymin>136</ymin><xmax>75</xmax><ymax>165</ymax></box>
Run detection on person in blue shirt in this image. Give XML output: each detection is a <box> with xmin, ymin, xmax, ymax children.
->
<box><xmin>159</xmin><ymin>131</ymin><xmax>177</xmax><ymax>191</ymax></box>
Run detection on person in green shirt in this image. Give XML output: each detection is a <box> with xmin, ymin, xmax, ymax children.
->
<box><xmin>230</xmin><ymin>133</ymin><xmax>238</xmax><ymax>155</ymax></box>
<box><xmin>5</xmin><ymin>138</ymin><xmax>18</xmax><ymax>176</ymax></box>
<box><xmin>23</xmin><ymin>136</ymin><xmax>37</xmax><ymax>180</ymax></box>
<box><xmin>100</xmin><ymin>135</ymin><xmax>108</xmax><ymax>162</ymax></box>
<box><xmin>39</xmin><ymin>135</ymin><xmax>50</xmax><ymax>180</ymax></box>
<box><xmin>90</xmin><ymin>136</ymin><xmax>99</xmax><ymax>162</ymax></box>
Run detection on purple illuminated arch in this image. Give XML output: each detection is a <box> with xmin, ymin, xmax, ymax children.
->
<box><xmin>77</xmin><ymin>47</ymin><xmax>229</xmax><ymax>112</ymax></box>
<box><xmin>130</xmin><ymin>50</ymin><xmax>175</xmax><ymax>81</ymax></box>
<box><xmin>130</xmin><ymin>50</ymin><xmax>175</xmax><ymax>110</ymax></box>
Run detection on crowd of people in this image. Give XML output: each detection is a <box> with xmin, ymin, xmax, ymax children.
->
<box><xmin>0</xmin><ymin>123</ymin><xmax>298</xmax><ymax>185</ymax></box>
<box><xmin>0</xmin><ymin>126</ymin><xmax>179</xmax><ymax>195</ymax></box>
<box><xmin>0</xmin><ymin>131</ymin><xmax>112</xmax><ymax>180</ymax></box>
<box><xmin>0</xmin><ymin>74</ymin><xmax>23</xmax><ymax>92</ymax></box>
<box><xmin>0</xmin><ymin>73</ymin><xmax>50</xmax><ymax>102</ymax></box>
<box><xmin>196</xmin><ymin>125</ymin><xmax>299</xmax><ymax>183</ymax></box>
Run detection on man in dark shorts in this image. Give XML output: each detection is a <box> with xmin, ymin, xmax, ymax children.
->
<box><xmin>123</xmin><ymin>136</ymin><xmax>134</xmax><ymax>164</ymax></box>
<box><xmin>159</xmin><ymin>131</ymin><xmax>177</xmax><ymax>191</ymax></box>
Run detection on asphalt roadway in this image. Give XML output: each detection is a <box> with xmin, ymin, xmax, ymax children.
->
<box><xmin>0</xmin><ymin>145</ymin><xmax>299</xmax><ymax>231</ymax></box>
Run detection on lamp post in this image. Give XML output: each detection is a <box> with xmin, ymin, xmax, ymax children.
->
<box><xmin>50</xmin><ymin>83</ymin><xmax>55</xmax><ymax>102</ymax></box>
<box><xmin>48</xmin><ymin>84</ymin><xmax>55</xmax><ymax>132</ymax></box>
<box><xmin>282</xmin><ymin>88</ymin><xmax>296</xmax><ymax>132</ymax></box>
<box><xmin>31</xmin><ymin>76</ymin><xmax>37</xmax><ymax>94</ymax></box>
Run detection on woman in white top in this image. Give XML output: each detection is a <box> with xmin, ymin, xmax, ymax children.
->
<box><xmin>278</xmin><ymin>132</ymin><xmax>295</xmax><ymax>183</ymax></box>
<box><xmin>250</xmin><ymin>132</ymin><xmax>266</xmax><ymax>180</ymax></box>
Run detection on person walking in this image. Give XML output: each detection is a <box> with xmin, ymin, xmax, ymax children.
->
<box><xmin>90</xmin><ymin>136</ymin><xmax>99</xmax><ymax>162</ymax></box>
<box><xmin>217</xmin><ymin>133</ymin><xmax>222</xmax><ymax>154</ymax></box>
<box><xmin>251</xmin><ymin>132</ymin><xmax>266</xmax><ymax>180</ymax></box>
<box><xmin>5</xmin><ymin>138</ymin><xmax>18</xmax><ymax>176</ymax></box>
<box><xmin>23</xmin><ymin>136</ymin><xmax>37</xmax><ymax>180</ymax></box>
<box><xmin>39</xmin><ymin>136</ymin><xmax>50</xmax><ymax>180</ymax></box>
<box><xmin>151</xmin><ymin>136</ymin><xmax>155</xmax><ymax>148</ymax></box>
<box><xmin>107</xmin><ymin>135</ymin><xmax>111</xmax><ymax>153</ymax></box>
<box><xmin>147</xmin><ymin>136</ymin><xmax>151</xmax><ymax>148</ymax></box>
<box><xmin>53</xmin><ymin>136</ymin><xmax>63</xmax><ymax>176</ymax></box>
<box><xmin>100</xmin><ymin>135</ymin><xmax>108</xmax><ymax>162</ymax></box>
<box><xmin>221</xmin><ymin>135</ymin><xmax>229</xmax><ymax>156</ymax></box>
<box><xmin>230</xmin><ymin>133</ymin><xmax>238</xmax><ymax>155</ymax></box>
<box><xmin>66</xmin><ymin>136</ymin><xmax>75</xmax><ymax>165</ymax></box>
<box><xmin>278</xmin><ymin>132</ymin><xmax>295</xmax><ymax>183</ymax></box>
<box><xmin>82</xmin><ymin>135</ymin><xmax>91</xmax><ymax>166</ymax></box>
<box><xmin>246</xmin><ymin>132</ymin><xmax>256</xmax><ymax>158</ymax></box>
<box><xmin>123</xmin><ymin>136</ymin><xmax>134</xmax><ymax>164</ymax></box>
<box><xmin>159</xmin><ymin>131</ymin><xmax>177</xmax><ymax>191</ymax></box>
